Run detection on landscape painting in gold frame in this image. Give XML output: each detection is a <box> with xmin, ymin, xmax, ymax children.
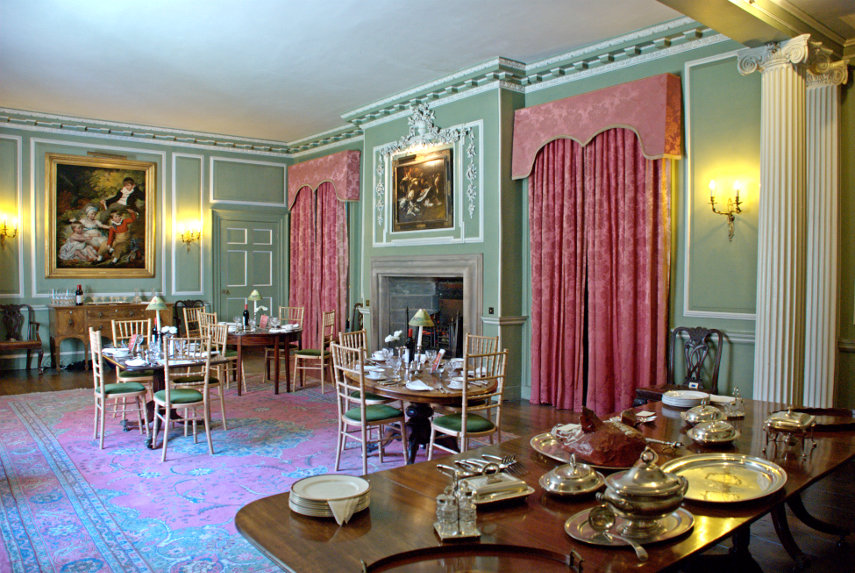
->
<box><xmin>46</xmin><ymin>153</ymin><xmax>156</xmax><ymax>278</ymax></box>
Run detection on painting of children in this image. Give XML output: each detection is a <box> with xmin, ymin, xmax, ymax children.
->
<box><xmin>47</xmin><ymin>153</ymin><xmax>156</xmax><ymax>278</ymax></box>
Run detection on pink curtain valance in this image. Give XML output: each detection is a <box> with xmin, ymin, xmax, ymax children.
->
<box><xmin>287</xmin><ymin>149</ymin><xmax>361</xmax><ymax>209</ymax></box>
<box><xmin>511</xmin><ymin>73</ymin><xmax>682</xmax><ymax>180</ymax></box>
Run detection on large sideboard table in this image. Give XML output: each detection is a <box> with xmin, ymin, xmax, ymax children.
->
<box><xmin>49</xmin><ymin>302</ymin><xmax>173</xmax><ymax>369</ymax></box>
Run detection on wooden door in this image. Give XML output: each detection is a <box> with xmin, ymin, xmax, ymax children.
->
<box><xmin>213</xmin><ymin>212</ymin><xmax>285</xmax><ymax>323</ymax></box>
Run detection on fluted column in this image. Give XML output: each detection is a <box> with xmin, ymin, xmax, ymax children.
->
<box><xmin>803</xmin><ymin>52</ymin><xmax>848</xmax><ymax>407</ymax></box>
<box><xmin>738</xmin><ymin>35</ymin><xmax>810</xmax><ymax>405</ymax></box>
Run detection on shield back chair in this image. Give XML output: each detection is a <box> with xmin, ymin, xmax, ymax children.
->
<box><xmin>634</xmin><ymin>326</ymin><xmax>725</xmax><ymax>405</ymax></box>
<box><xmin>428</xmin><ymin>348</ymin><xmax>508</xmax><ymax>460</ymax></box>
<box><xmin>111</xmin><ymin>318</ymin><xmax>155</xmax><ymax>392</ymax></box>
<box><xmin>330</xmin><ymin>342</ymin><xmax>407</xmax><ymax>475</ymax></box>
<box><xmin>182</xmin><ymin>305</ymin><xmax>205</xmax><ymax>337</ymax></box>
<box><xmin>264</xmin><ymin>306</ymin><xmax>305</xmax><ymax>382</ymax></box>
<box><xmin>151</xmin><ymin>335</ymin><xmax>214</xmax><ymax>462</ymax></box>
<box><xmin>293</xmin><ymin>310</ymin><xmax>335</xmax><ymax>394</ymax></box>
<box><xmin>89</xmin><ymin>327</ymin><xmax>148</xmax><ymax>449</ymax></box>
<box><xmin>0</xmin><ymin>304</ymin><xmax>44</xmax><ymax>373</ymax></box>
<box><xmin>338</xmin><ymin>329</ymin><xmax>389</xmax><ymax>405</ymax></box>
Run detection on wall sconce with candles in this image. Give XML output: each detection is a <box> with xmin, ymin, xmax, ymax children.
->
<box><xmin>0</xmin><ymin>213</ymin><xmax>18</xmax><ymax>246</ymax></box>
<box><xmin>178</xmin><ymin>222</ymin><xmax>201</xmax><ymax>250</ymax></box>
<box><xmin>709</xmin><ymin>180</ymin><xmax>743</xmax><ymax>241</ymax></box>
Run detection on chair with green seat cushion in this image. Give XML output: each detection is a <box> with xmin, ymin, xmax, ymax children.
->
<box><xmin>151</xmin><ymin>335</ymin><xmax>215</xmax><ymax>462</ymax></box>
<box><xmin>348</xmin><ymin>389</ymin><xmax>389</xmax><ymax>405</ymax></box>
<box><xmin>428</xmin><ymin>345</ymin><xmax>509</xmax><ymax>460</ymax></box>
<box><xmin>330</xmin><ymin>342</ymin><xmax>408</xmax><ymax>475</ymax></box>
<box><xmin>340</xmin><ymin>329</ymin><xmax>391</xmax><ymax>406</ymax></box>
<box><xmin>89</xmin><ymin>328</ymin><xmax>149</xmax><ymax>449</ymax></box>
<box><xmin>293</xmin><ymin>310</ymin><xmax>335</xmax><ymax>394</ymax></box>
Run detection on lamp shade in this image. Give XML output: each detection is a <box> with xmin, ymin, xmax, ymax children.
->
<box><xmin>408</xmin><ymin>309</ymin><xmax>434</xmax><ymax>327</ymax></box>
<box><xmin>248</xmin><ymin>289</ymin><xmax>262</xmax><ymax>301</ymax></box>
<box><xmin>146</xmin><ymin>295</ymin><xmax>167</xmax><ymax>311</ymax></box>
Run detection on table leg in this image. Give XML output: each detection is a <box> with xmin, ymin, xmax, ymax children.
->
<box><xmin>787</xmin><ymin>492</ymin><xmax>851</xmax><ymax>536</ymax></box>
<box><xmin>273</xmin><ymin>338</ymin><xmax>280</xmax><ymax>395</ymax></box>
<box><xmin>283</xmin><ymin>336</ymin><xmax>293</xmax><ymax>393</ymax></box>
<box><xmin>404</xmin><ymin>403</ymin><xmax>434</xmax><ymax>464</ymax></box>
<box><xmin>237</xmin><ymin>340</ymin><xmax>244</xmax><ymax>396</ymax></box>
<box><xmin>771</xmin><ymin>503</ymin><xmax>811</xmax><ymax>570</ymax></box>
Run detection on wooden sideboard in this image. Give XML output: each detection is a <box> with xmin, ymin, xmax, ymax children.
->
<box><xmin>49</xmin><ymin>303</ymin><xmax>173</xmax><ymax>368</ymax></box>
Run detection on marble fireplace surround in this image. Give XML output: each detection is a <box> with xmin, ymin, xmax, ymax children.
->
<box><xmin>370</xmin><ymin>254</ymin><xmax>483</xmax><ymax>351</ymax></box>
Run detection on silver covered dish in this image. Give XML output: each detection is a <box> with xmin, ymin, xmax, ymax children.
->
<box><xmin>680</xmin><ymin>402</ymin><xmax>724</xmax><ymax>425</ymax></box>
<box><xmin>598</xmin><ymin>447</ymin><xmax>688</xmax><ymax>537</ymax></box>
<box><xmin>687</xmin><ymin>420</ymin><xmax>740</xmax><ymax>445</ymax></box>
<box><xmin>764</xmin><ymin>408</ymin><xmax>816</xmax><ymax>432</ymax></box>
<box><xmin>539</xmin><ymin>454</ymin><xmax>604</xmax><ymax>496</ymax></box>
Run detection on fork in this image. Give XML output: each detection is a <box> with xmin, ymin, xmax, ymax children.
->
<box><xmin>482</xmin><ymin>454</ymin><xmax>525</xmax><ymax>476</ymax></box>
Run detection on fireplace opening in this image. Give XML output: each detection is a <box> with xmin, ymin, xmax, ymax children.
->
<box><xmin>387</xmin><ymin>277</ymin><xmax>464</xmax><ymax>357</ymax></box>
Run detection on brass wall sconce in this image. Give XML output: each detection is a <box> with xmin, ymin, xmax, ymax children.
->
<box><xmin>0</xmin><ymin>214</ymin><xmax>18</xmax><ymax>246</ymax></box>
<box><xmin>709</xmin><ymin>180</ymin><xmax>742</xmax><ymax>241</ymax></box>
<box><xmin>178</xmin><ymin>222</ymin><xmax>201</xmax><ymax>250</ymax></box>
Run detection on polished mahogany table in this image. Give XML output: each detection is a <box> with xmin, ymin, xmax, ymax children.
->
<box><xmin>361</xmin><ymin>367</ymin><xmax>498</xmax><ymax>464</ymax></box>
<box><xmin>227</xmin><ymin>327</ymin><xmax>302</xmax><ymax>395</ymax></box>
<box><xmin>235</xmin><ymin>399</ymin><xmax>855</xmax><ymax>572</ymax></box>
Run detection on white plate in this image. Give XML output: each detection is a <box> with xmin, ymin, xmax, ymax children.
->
<box><xmin>366</xmin><ymin>373</ymin><xmax>386</xmax><ymax>381</ymax></box>
<box><xmin>709</xmin><ymin>394</ymin><xmax>736</xmax><ymax>404</ymax></box>
<box><xmin>124</xmin><ymin>358</ymin><xmax>148</xmax><ymax>367</ymax></box>
<box><xmin>365</xmin><ymin>366</ymin><xmax>385</xmax><ymax>373</ymax></box>
<box><xmin>405</xmin><ymin>380</ymin><xmax>432</xmax><ymax>391</ymax></box>
<box><xmin>447</xmin><ymin>380</ymin><xmax>463</xmax><ymax>390</ymax></box>
<box><xmin>291</xmin><ymin>474</ymin><xmax>370</xmax><ymax>501</ymax></box>
<box><xmin>663</xmin><ymin>390</ymin><xmax>709</xmax><ymax>408</ymax></box>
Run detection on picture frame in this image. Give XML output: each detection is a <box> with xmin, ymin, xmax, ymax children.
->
<box><xmin>392</xmin><ymin>147</ymin><xmax>453</xmax><ymax>232</ymax></box>
<box><xmin>45</xmin><ymin>153</ymin><xmax>156</xmax><ymax>278</ymax></box>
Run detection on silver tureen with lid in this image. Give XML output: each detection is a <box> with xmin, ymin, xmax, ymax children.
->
<box><xmin>540</xmin><ymin>454</ymin><xmax>604</xmax><ymax>496</ymax></box>
<box><xmin>687</xmin><ymin>420</ymin><xmax>740</xmax><ymax>445</ymax></box>
<box><xmin>680</xmin><ymin>399</ymin><xmax>724</xmax><ymax>425</ymax></box>
<box><xmin>598</xmin><ymin>447</ymin><xmax>688</xmax><ymax>537</ymax></box>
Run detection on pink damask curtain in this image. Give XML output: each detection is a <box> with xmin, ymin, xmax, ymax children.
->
<box><xmin>289</xmin><ymin>182</ymin><xmax>349</xmax><ymax>348</ymax></box>
<box><xmin>584</xmin><ymin>129</ymin><xmax>670</xmax><ymax>414</ymax></box>
<box><xmin>529</xmin><ymin>138</ymin><xmax>586</xmax><ymax>410</ymax></box>
<box><xmin>529</xmin><ymin>128</ymin><xmax>670</xmax><ymax>415</ymax></box>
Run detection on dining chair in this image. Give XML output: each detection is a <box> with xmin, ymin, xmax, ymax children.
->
<box><xmin>264</xmin><ymin>306</ymin><xmax>305</xmax><ymax>381</ymax></box>
<box><xmin>179</xmin><ymin>323</ymin><xmax>230</xmax><ymax>431</ymax></box>
<box><xmin>293</xmin><ymin>310</ymin><xmax>335</xmax><ymax>394</ymax></box>
<box><xmin>111</xmin><ymin>318</ymin><xmax>155</xmax><ymax>395</ymax></box>
<box><xmin>427</xmin><ymin>348</ymin><xmax>508</xmax><ymax>460</ymax></box>
<box><xmin>465</xmin><ymin>333</ymin><xmax>499</xmax><ymax>355</ymax></box>
<box><xmin>89</xmin><ymin>327</ymin><xmax>149</xmax><ymax>449</ymax></box>
<box><xmin>182</xmin><ymin>306</ymin><xmax>205</xmax><ymax>337</ymax></box>
<box><xmin>198</xmin><ymin>311</ymin><xmax>218</xmax><ymax>334</ymax></box>
<box><xmin>151</xmin><ymin>335</ymin><xmax>214</xmax><ymax>462</ymax></box>
<box><xmin>338</xmin><ymin>329</ymin><xmax>367</xmax><ymax>350</ymax></box>
<box><xmin>330</xmin><ymin>342</ymin><xmax>407</xmax><ymax>475</ymax></box>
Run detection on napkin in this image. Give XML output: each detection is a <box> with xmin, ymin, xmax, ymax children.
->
<box><xmin>405</xmin><ymin>379</ymin><xmax>432</xmax><ymax>391</ymax></box>
<box><xmin>125</xmin><ymin>358</ymin><xmax>148</xmax><ymax>367</ymax></box>
<box><xmin>328</xmin><ymin>497</ymin><xmax>359</xmax><ymax>526</ymax></box>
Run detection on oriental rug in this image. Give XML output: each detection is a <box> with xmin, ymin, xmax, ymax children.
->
<box><xmin>0</xmin><ymin>378</ymin><xmax>512</xmax><ymax>572</ymax></box>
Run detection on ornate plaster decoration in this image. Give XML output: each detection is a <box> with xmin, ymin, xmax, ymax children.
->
<box><xmin>805</xmin><ymin>41</ymin><xmax>849</xmax><ymax>88</ymax></box>
<box><xmin>737</xmin><ymin>34</ymin><xmax>810</xmax><ymax>76</ymax></box>
<box><xmin>374</xmin><ymin>103</ymin><xmax>476</xmax><ymax>228</ymax></box>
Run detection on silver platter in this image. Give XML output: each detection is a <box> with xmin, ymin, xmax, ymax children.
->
<box><xmin>564</xmin><ymin>507</ymin><xmax>694</xmax><ymax>546</ymax></box>
<box><xmin>661</xmin><ymin>453</ymin><xmax>787</xmax><ymax>503</ymax></box>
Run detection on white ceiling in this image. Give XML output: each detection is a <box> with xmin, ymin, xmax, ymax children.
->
<box><xmin>3</xmin><ymin>1</ymin><xmax>853</xmax><ymax>145</ymax></box>
<box><xmin>0</xmin><ymin>0</ymin><xmax>682</xmax><ymax>143</ymax></box>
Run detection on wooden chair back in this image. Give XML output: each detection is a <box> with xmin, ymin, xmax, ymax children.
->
<box><xmin>320</xmin><ymin>310</ymin><xmax>336</xmax><ymax>348</ymax></box>
<box><xmin>89</xmin><ymin>327</ymin><xmax>106</xmax><ymax>394</ymax></box>
<box><xmin>668</xmin><ymin>326</ymin><xmax>724</xmax><ymax>395</ymax></box>
<box><xmin>198</xmin><ymin>311</ymin><xmax>218</xmax><ymax>336</ymax></box>
<box><xmin>278</xmin><ymin>306</ymin><xmax>305</xmax><ymax>327</ymax></box>
<box><xmin>1</xmin><ymin>304</ymin><xmax>39</xmax><ymax>343</ymax></box>
<box><xmin>175</xmin><ymin>299</ymin><xmax>206</xmax><ymax>336</ymax></box>
<box><xmin>112</xmin><ymin>318</ymin><xmax>152</xmax><ymax>347</ymax></box>
<box><xmin>209</xmin><ymin>323</ymin><xmax>229</xmax><ymax>354</ymax></box>
<box><xmin>183</xmin><ymin>306</ymin><xmax>205</xmax><ymax>337</ymax></box>
<box><xmin>461</xmin><ymin>348</ymin><xmax>508</xmax><ymax>441</ymax></box>
<box><xmin>339</xmin><ymin>329</ymin><xmax>367</xmax><ymax>350</ymax></box>
<box><xmin>162</xmin><ymin>335</ymin><xmax>212</xmax><ymax>394</ymax></box>
<box><xmin>465</xmin><ymin>333</ymin><xmax>499</xmax><ymax>356</ymax></box>
<box><xmin>330</xmin><ymin>341</ymin><xmax>367</xmax><ymax>419</ymax></box>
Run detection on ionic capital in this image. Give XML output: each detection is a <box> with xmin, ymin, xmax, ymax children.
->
<box><xmin>738</xmin><ymin>34</ymin><xmax>810</xmax><ymax>76</ymax></box>
<box><xmin>805</xmin><ymin>41</ymin><xmax>849</xmax><ymax>88</ymax></box>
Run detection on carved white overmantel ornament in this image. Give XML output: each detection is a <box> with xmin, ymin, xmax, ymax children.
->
<box><xmin>803</xmin><ymin>42</ymin><xmax>847</xmax><ymax>407</ymax></box>
<box><xmin>737</xmin><ymin>34</ymin><xmax>811</xmax><ymax>405</ymax></box>
<box><xmin>374</xmin><ymin>103</ymin><xmax>477</xmax><ymax>228</ymax></box>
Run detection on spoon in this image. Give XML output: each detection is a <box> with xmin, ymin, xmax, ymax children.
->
<box><xmin>587</xmin><ymin>504</ymin><xmax>648</xmax><ymax>562</ymax></box>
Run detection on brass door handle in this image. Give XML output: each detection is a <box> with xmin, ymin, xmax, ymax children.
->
<box><xmin>222</xmin><ymin>289</ymin><xmax>231</xmax><ymax>295</ymax></box>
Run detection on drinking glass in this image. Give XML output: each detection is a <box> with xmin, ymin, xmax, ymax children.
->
<box><xmin>248</xmin><ymin>318</ymin><xmax>257</xmax><ymax>331</ymax></box>
<box><xmin>233</xmin><ymin>316</ymin><xmax>243</xmax><ymax>331</ymax></box>
<box><xmin>270</xmin><ymin>316</ymin><xmax>280</xmax><ymax>328</ymax></box>
<box><xmin>390</xmin><ymin>357</ymin><xmax>402</xmax><ymax>379</ymax></box>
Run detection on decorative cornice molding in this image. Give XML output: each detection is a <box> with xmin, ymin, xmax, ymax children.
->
<box><xmin>737</xmin><ymin>33</ymin><xmax>811</xmax><ymax>75</ymax></box>
<box><xmin>481</xmin><ymin>315</ymin><xmax>528</xmax><ymax>327</ymax></box>
<box><xmin>805</xmin><ymin>41</ymin><xmax>849</xmax><ymax>88</ymax></box>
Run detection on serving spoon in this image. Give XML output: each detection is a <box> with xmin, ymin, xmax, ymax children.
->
<box><xmin>588</xmin><ymin>504</ymin><xmax>648</xmax><ymax>562</ymax></box>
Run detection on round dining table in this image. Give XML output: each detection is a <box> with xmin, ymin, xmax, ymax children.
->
<box><xmin>359</xmin><ymin>364</ymin><xmax>498</xmax><ymax>463</ymax></box>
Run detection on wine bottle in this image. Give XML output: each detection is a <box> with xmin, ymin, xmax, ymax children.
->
<box><xmin>406</xmin><ymin>328</ymin><xmax>415</xmax><ymax>356</ymax></box>
<box><xmin>243</xmin><ymin>303</ymin><xmax>250</xmax><ymax>328</ymax></box>
<box><xmin>75</xmin><ymin>284</ymin><xmax>83</xmax><ymax>305</ymax></box>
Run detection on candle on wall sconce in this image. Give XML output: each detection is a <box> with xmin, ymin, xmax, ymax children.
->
<box><xmin>0</xmin><ymin>213</ymin><xmax>18</xmax><ymax>246</ymax></box>
<box><xmin>178</xmin><ymin>221</ymin><xmax>201</xmax><ymax>250</ymax></box>
<box><xmin>709</xmin><ymin>180</ymin><xmax>743</xmax><ymax>241</ymax></box>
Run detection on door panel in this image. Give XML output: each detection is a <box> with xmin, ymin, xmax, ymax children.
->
<box><xmin>216</xmin><ymin>215</ymin><xmax>281</xmax><ymax>323</ymax></box>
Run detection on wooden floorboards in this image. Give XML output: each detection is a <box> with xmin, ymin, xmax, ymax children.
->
<box><xmin>2</xmin><ymin>358</ymin><xmax>853</xmax><ymax>572</ymax></box>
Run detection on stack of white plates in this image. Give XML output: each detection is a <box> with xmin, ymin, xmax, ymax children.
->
<box><xmin>662</xmin><ymin>390</ymin><xmax>709</xmax><ymax>408</ymax></box>
<box><xmin>288</xmin><ymin>474</ymin><xmax>371</xmax><ymax>518</ymax></box>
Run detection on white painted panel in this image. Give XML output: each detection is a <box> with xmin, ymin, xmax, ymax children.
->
<box><xmin>226</xmin><ymin>250</ymin><xmax>248</xmax><ymax>287</ymax></box>
<box><xmin>226</xmin><ymin>227</ymin><xmax>248</xmax><ymax>245</ymax></box>
<box><xmin>251</xmin><ymin>250</ymin><xmax>273</xmax><ymax>287</ymax></box>
<box><xmin>252</xmin><ymin>229</ymin><xmax>273</xmax><ymax>245</ymax></box>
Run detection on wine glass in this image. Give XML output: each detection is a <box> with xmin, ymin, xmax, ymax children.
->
<box><xmin>390</xmin><ymin>357</ymin><xmax>402</xmax><ymax>379</ymax></box>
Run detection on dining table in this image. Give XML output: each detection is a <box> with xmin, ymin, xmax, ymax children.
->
<box><xmin>235</xmin><ymin>398</ymin><xmax>855</xmax><ymax>572</ymax></box>
<box><xmin>226</xmin><ymin>326</ymin><xmax>302</xmax><ymax>395</ymax></box>
<box><xmin>358</xmin><ymin>361</ymin><xmax>499</xmax><ymax>464</ymax></box>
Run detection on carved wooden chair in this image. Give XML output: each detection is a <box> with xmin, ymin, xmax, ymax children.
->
<box><xmin>0</xmin><ymin>304</ymin><xmax>44</xmax><ymax>373</ymax></box>
<box><xmin>634</xmin><ymin>326</ymin><xmax>725</xmax><ymax>404</ymax></box>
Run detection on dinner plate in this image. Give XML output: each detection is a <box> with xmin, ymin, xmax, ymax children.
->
<box><xmin>662</xmin><ymin>390</ymin><xmax>709</xmax><ymax>408</ymax></box>
<box><xmin>709</xmin><ymin>394</ymin><xmax>736</xmax><ymax>404</ymax></box>
<box><xmin>365</xmin><ymin>366</ymin><xmax>385</xmax><ymax>373</ymax></box>
<box><xmin>366</xmin><ymin>373</ymin><xmax>386</xmax><ymax>381</ymax></box>
<box><xmin>291</xmin><ymin>474</ymin><xmax>370</xmax><ymax>501</ymax></box>
<box><xmin>661</xmin><ymin>453</ymin><xmax>787</xmax><ymax>503</ymax></box>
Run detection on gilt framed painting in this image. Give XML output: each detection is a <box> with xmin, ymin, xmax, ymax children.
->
<box><xmin>45</xmin><ymin>153</ymin><xmax>156</xmax><ymax>278</ymax></box>
<box><xmin>392</xmin><ymin>147</ymin><xmax>453</xmax><ymax>232</ymax></box>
